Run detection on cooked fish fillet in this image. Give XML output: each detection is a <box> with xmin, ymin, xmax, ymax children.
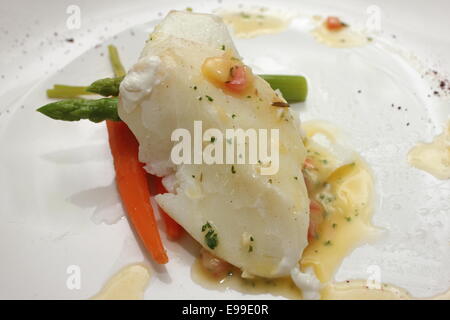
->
<box><xmin>118</xmin><ymin>11</ymin><xmax>309</xmax><ymax>278</ymax></box>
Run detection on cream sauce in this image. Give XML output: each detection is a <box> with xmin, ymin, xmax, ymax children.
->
<box><xmin>408</xmin><ymin>122</ymin><xmax>450</xmax><ymax>179</ymax></box>
<box><xmin>189</xmin><ymin>122</ymin><xmax>449</xmax><ymax>299</ymax></box>
<box><xmin>300</xmin><ymin>122</ymin><xmax>377</xmax><ymax>282</ymax></box>
<box><xmin>191</xmin><ymin>259</ymin><xmax>302</xmax><ymax>299</ymax></box>
<box><xmin>311</xmin><ymin>17</ymin><xmax>370</xmax><ymax>48</ymax></box>
<box><xmin>192</xmin><ymin>122</ymin><xmax>377</xmax><ymax>297</ymax></box>
<box><xmin>322</xmin><ymin>280</ymin><xmax>450</xmax><ymax>300</ymax></box>
<box><xmin>91</xmin><ymin>264</ymin><xmax>151</xmax><ymax>300</ymax></box>
<box><xmin>220</xmin><ymin>11</ymin><xmax>290</xmax><ymax>38</ymax></box>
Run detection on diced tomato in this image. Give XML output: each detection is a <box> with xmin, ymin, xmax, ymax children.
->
<box><xmin>303</xmin><ymin>158</ymin><xmax>317</xmax><ymax>194</ymax></box>
<box><xmin>225</xmin><ymin>65</ymin><xmax>248</xmax><ymax>93</ymax></box>
<box><xmin>303</xmin><ymin>158</ymin><xmax>315</xmax><ymax>170</ymax></box>
<box><xmin>310</xmin><ymin>198</ymin><xmax>322</xmax><ymax>212</ymax></box>
<box><xmin>325</xmin><ymin>16</ymin><xmax>346</xmax><ymax>31</ymax></box>
<box><xmin>308</xmin><ymin>199</ymin><xmax>324</xmax><ymax>241</ymax></box>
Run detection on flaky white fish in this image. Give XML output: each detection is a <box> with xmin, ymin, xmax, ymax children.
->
<box><xmin>118</xmin><ymin>11</ymin><xmax>310</xmax><ymax>278</ymax></box>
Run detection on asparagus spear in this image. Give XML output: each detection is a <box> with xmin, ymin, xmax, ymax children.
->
<box><xmin>86</xmin><ymin>76</ymin><xmax>124</xmax><ymax>97</ymax></box>
<box><xmin>37</xmin><ymin>75</ymin><xmax>308</xmax><ymax>122</ymax></box>
<box><xmin>83</xmin><ymin>74</ymin><xmax>308</xmax><ymax>101</ymax></box>
<box><xmin>108</xmin><ymin>45</ymin><xmax>126</xmax><ymax>77</ymax></box>
<box><xmin>47</xmin><ymin>85</ymin><xmax>95</xmax><ymax>99</ymax></box>
<box><xmin>46</xmin><ymin>44</ymin><xmax>125</xmax><ymax>99</ymax></box>
<box><xmin>37</xmin><ymin>97</ymin><xmax>120</xmax><ymax>122</ymax></box>
<box><xmin>259</xmin><ymin>75</ymin><xmax>308</xmax><ymax>103</ymax></box>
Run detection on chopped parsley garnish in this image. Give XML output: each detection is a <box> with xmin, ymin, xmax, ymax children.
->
<box><xmin>210</xmin><ymin>136</ymin><xmax>216</xmax><ymax>143</ymax></box>
<box><xmin>248</xmin><ymin>245</ymin><xmax>253</xmax><ymax>253</ymax></box>
<box><xmin>324</xmin><ymin>240</ymin><xmax>332</xmax><ymax>246</ymax></box>
<box><xmin>250</xmin><ymin>236</ymin><xmax>254</xmax><ymax>241</ymax></box>
<box><xmin>205</xmin><ymin>230</ymin><xmax>218</xmax><ymax>249</ymax></box>
<box><xmin>240</xmin><ymin>12</ymin><xmax>251</xmax><ymax>19</ymax></box>
<box><xmin>201</xmin><ymin>222</ymin><xmax>212</xmax><ymax>232</ymax></box>
<box><xmin>231</xmin><ymin>165</ymin><xmax>236</xmax><ymax>174</ymax></box>
<box><xmin>201</xmin><ymin>222</ymin><xmax>218</xmax><ymax>249</ymax></box>
<box><xmin>332</xmin><ymin>223</ymin><xmax>337</xmax><ymax>229</ymax></box>
<box><xmin>205</xmin><ymin>95</ymin><xmax>214</xmax><ymax>102</ymax></box>
<box><xmin>231</xmin><ymin>114</ymin><xmax>236</xmax><ymax>119</ymax></box>
<box><xmin>345</xmin><ymin>216</ymin><xmax>352</xmax><ymax>222</ymax></box>
<box><xmin>221</xmin><ymin>44</ymin><xmax>225</xmax><ymax>50</ymax></box>
<box><xmin>193</xmin><ymin>85</ymin><xmax>197</xmax><ymax>90</ymax></box>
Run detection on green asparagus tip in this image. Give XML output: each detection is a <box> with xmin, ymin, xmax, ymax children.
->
<box><xmin>86</xmin><ymin>76</ymin><xmax>124</xmax><ymax>97</ymax></box>
<box><xmin>37</xmin><ymin>103</ymin><xmax>66</xmax><ymax>120</ymax></box>
<box><xmin>37</xmin><ymin>98</ymin><xmax>120</xmax><ymax>122</ymax></box>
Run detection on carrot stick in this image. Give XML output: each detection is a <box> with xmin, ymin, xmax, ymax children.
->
<box><xmin>151</xmin><ymin>176</ymin><xmax>184</xmax><ymax>240</ymax></box>
<box><xmin>106</xmin><ymin>120</ymin><xmax>168</xmax><ymax>264</ymax></box>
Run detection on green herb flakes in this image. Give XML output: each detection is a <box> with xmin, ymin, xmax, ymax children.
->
<box><xmin>201</xmin><ymin>222</ymin><xmax>218</xmax><ymax>249</ymax></box>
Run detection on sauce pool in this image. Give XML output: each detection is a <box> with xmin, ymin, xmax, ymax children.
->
<box><xmin>408</xmin><ymin>121</ymin><xmax>450</xmax><ymax>180</ymax></box>
<box><xmin>220</xmin><ymin>11</ymin><xmax>290</xmax><ymax>38</ymax></box>
<box><xmin>311</xmin><ymin>16</ymin><xmax>370</xmax><ymax>48</ymax></box>
<box><xmin>91</xmin><ymin>264</ymin><xmax>151</xmax><ymax>300</ymax></box>
<box><xmin>191</xmin><ymin>121</ymin><xmax>378</xmax><ymax>298</ymax></box>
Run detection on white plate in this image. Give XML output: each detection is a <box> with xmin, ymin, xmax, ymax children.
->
<box><xmin>0</xmin><ymin>0</ymin><xmax>449</xmax><ymax>299</ymax></box>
